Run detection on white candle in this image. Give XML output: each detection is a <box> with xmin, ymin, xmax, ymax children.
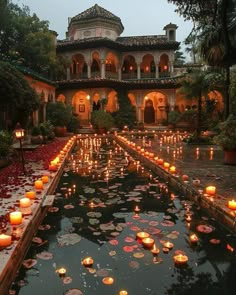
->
<box><xmin>20</xmin><ymin>197</ymin><xmax>31</xmax><ymax>215</ymax></box>
<box><xmin>0</xmin><ymin>234</ymin><xmax>12</xmax><ymax>247</ymax></box>
<box><xmin>34</xmin><ymin>180</ymin><xmax>43</xmax><ymax>190</ymax></box>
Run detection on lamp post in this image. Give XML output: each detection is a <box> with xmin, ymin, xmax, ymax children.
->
<box><xmin>14</xmin><ymin>122</ymin><xmax>26</xmax><ymax>175</ymax></box>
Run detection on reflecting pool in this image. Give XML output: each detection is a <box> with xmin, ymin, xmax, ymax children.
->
<box><xmin>10</xmin><ymin>137</ymin><xmax>236</xmax><ymax>295</ymax></box>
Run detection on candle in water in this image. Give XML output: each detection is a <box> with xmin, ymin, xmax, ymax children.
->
<box><xmin>10</xmin><ymin>211</ymin><xmax>23</xmax><ymax>225</ymax></box>
<box><xmin>136</xmin><ymin>231</ymin><xmax>150</xmax><ymax>240</ymax></box>
<box><xmin>151</xmin><ymin>244</ymin><xmax>160</xmax><ymax>255</ymax></box>
<box><xmin>142</xmin><ymin>237</ymin><xmax>155</xmax><ymax>248</ymax></box>
<box><xmin>164</xmin><ymin>241</ymin><xmax>174</xmax><ymax>249</ymax></box>
<box><xmin>0</xmin><ymin>234</ymin><xmax>12</xmax><ymax>247</ymax></box>
<box><xmin>102</xmin><ymin>277</ymin><xmax>114</xmax><ymax>285</ymax></box>
<box><xmin>119</xmin><ymin>291</ymin><xmax>128</xmax><ymax>295</ymax></box>
<box><xmin>82</xmin><ymin>257</ymin><xmax>94</xmax><ymax>267</ymax></box>
<box><xmin>57</xmin><ymin>267</ymin><xmax>66</xmax><ymax>277</ymax></box>
<box><xmin>173</xmin><ymin>254</ymin><xmax>188</xmax><ymax>265</ymax></box>
<box><xmin>190</xmin><ymin>233</ymin><xmax>199</xmax><ymax>244</ymax></box>
<box><xmin>134</xmin><ymin>205</ymin><xmax>140</xmax><ymax>214</ymax></box>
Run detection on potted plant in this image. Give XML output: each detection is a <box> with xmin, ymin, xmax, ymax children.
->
<box><xmin>214</xmin><ymin>114</ymin><xmax>236</xmax><ymax>165</ymax></box>
<box><xmin>91</xmin><ymin>110</ymin><xmax>114</xmax><ymax>134</ymax></box>
<box><xmin>30</xmin><ymin>126</ymin><xmax>43</xmax><ymax>144</ymax></box>
<box><xmin>0</xmin><ymin>130</ymin><xmax>13</xmax><ymax>168</ymax></box>
<box><xmin>46</xmin><ymin>102</ymin><xmax>72</xmax><ymax>137</ymax></box>
<box><xmin>39</xmin><ymin>120</ymin><xmax>55</xmax><ymax>142</ymax></box>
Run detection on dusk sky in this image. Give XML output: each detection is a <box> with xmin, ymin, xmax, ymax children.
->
<box><xmin>14</xmin><ymin>0</ymin><xmax>193</xmax><ymax>54</ymax></box>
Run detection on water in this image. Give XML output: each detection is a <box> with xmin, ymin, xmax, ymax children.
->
<box><xmin>10</xmin><ymin>137</ymin><xmax>236</xmax><ymax>295</ymax></box>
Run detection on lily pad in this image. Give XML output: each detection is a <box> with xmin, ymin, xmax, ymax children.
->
<box><xmin>57</xmin><ymin>233</ymin><xmax>82</xmax><ymax>246</ymax></box>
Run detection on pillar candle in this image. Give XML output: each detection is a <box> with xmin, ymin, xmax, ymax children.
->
<box><xmin>206</xmin><ymin>186</ymin><xmax>216</xmax><ymax>196</ymax></box>
<box><xmin>228</xmin><ymin>199</ymin><xmax>236</xmax><ymax>210</ymax></box>
<box><xmin>34</xmin><ymin>180</ymin><xmax>43</xmax><ymax>190</ymax></box>
<box><xmin>10</xmin><ymin>211</ymin><xmax>23</xmax><ymax>225</ymax></box>
<box><xmin>20</xmin><ymin>197</ymin><xmax>31</xmax><ymax>215</ymax></box>
<box><xmin>41</xmin><ymin>175</ymin><xmax>49</xmax><ymax>184</ymax></box>
<box><xmin>25</xmin><ymin>191</ymin><xmax>35</xmax><ymax>200</ymax></box>
<box><xmin>0</xmin><ymin>234</ymin><xmax>12</xmax><ymax>247</ymax></box>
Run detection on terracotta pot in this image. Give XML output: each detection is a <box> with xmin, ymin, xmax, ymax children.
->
<box><xmin>224</xmin><ymin>150</ymin><xmax>236</xmax><ymax>165</ymax></box>
<box><xmin>55</xmin><ymin>126</ymin><xmax>67</xmax><ymax>137</ymax></box>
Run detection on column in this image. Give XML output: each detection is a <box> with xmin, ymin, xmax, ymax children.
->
<box><xmin>66</xmin><ymin>67</ymin><xmax>70</xmax><ymax>80</ymax></box>
<box><xmin>101</xmin><ymin>59</ymin><xmax>105</xmax><ymax>78</ymax></box>
<box><xmin>155</xmin><ymin>64</ymin><xmax>159</xmax><ymax>78</ymax></box>
<box><xmin>87</xmin><ymin>63</ymin><xmax>91</xmax><ymax>78</ymax></box>
<box><xmin>137</xmin><ymin>64</ymin><xmax>141</xmax><ymax>79</ymax></box>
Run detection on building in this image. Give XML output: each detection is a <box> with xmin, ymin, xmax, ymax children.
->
<box><xmin>55</xmin><ymin>4</ymin><xmax>186</xmax><ymax>127</ymax></box>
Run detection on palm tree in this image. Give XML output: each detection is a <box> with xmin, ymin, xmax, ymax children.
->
<box><xmin>178</xmin><ymin>69</ymin><xmax>223</xmax><ymax>138</ymax></box>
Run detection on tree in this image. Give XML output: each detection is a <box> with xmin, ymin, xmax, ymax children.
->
<box><xmin>178</xmin><ymin>69</ymin><xmax>223</xmax><ymax>138</ymax></box>
<box><xmin>112</xmin><ymin>90</ymin><xmax>136</xmax><ymax>129</ymax></box>
<box><xmin>0</xmin><ymin>61</ymin><xmax>40</xmax><ymax>129</ymax></box>
<box><xmin>168</xmin><ymin>0</ymin><xmax>236</xmax><ymax>118</ymax></box>
<box><xmin>0</xmin><ymin>1</ymin><xmax>56</xmax><ymax>77</ymax></box>
<box><xmin>174</xmin><ymin>50</ymin><xmax>186</xmax><ymax>65</ymax></box>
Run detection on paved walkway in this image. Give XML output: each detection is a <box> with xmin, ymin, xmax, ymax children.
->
<box><xmin>131</xmin><ymin>134</ymin><xmax>236</xmax><ymax>199</ymax></box>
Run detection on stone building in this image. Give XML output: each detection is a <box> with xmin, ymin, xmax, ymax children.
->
<box><xmin>55</xmin><ymin>4</ymin><xmax>184</xmax><ymax>126</ymax></box>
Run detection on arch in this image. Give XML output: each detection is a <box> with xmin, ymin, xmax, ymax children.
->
<box><xmin>105</xmin><ymin>52</ymin><xmax>119</xmax><ymax>78</ymax></box>
<box><xmin>71</xmin><ymin>53</ymin><xmax>87</xmax><ymax>79</ymax></box>
<box><xmin>141</xmin><ymin>54</ymin><xmax>155</xmax><ymax>78</ymax></box>
<box><xmin>91</xmin><ymin>51</ymin><xmax>100</xmax><ymax>77</ymax></box>
<box><xmin>121</xmin><ymin>55</ymin><xmax>137</xmax><ymax>79</ymax></box>
<box><xmin>106</xmin><ymin>90</ymin><xmax>118</xmax><ymax>113</ymax></box>
<box><xmin>71</xmin><ymin>91</ymin><xmax>91</xmax><ymax>126</ymax></box>
<box><xmin>159</xmin><ymin>53</ymin><xmax>170</xmax><ymax>77</ymax></box>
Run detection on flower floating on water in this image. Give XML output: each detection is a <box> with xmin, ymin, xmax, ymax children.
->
<box><xmin>196</xmin><ymin>224</ymin><xmax>215</xmax><ymax>233</ymax></box>
<box><xmin>65</xmin><ymin>289</ymin><xmax>83</xmax><ymax>295</ymax></box>
<box><xmin>22</xmin><ymin>259</ymin><xmax>37</xmax><ymax>269</ymax></box>
<box><xmin>36</xmin><ymin>251</ymin><xmax>53</xmax><ymax>260</ymax></box>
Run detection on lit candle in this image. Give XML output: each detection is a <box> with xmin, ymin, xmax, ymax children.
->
<box><xmin>164</xmin><ymin>241</ymin><xmax>174</xmax><ymax>249</ymax></box>
<box><xmin>151</xmin><ymin>244</ymin><xmax>160</xmax><ymax>255</ymax></box>
<box><xmin>20</xmin><ymin>197</ymin><xmax>31</xmax><ymax>215</ymax></box>
<box><xmin>34</xmin><ymin>180</ymin><xmax>43</xmax><ymax>190</ymax></box>
<box><xmin>182</xmin><ymin>174</ymin><xmax>189</xmax><ymax>181</ymax></box>
<box><xmin>136</xmin><ymin>231</ymin><xmax>150</xmax><ymax>240</ymax></box>
<box><xmin>163</xmin><ymin>162</ymin><xmax>170</xmax><ymax>170</ymax></box>
<box><xmin>228</xmin><ymin>199</ymin><xmax>236</xmax><ymax>210</ymax></box>
<box><xmin>25</xmin><ymin>191</ymin><xmax>35</xmax><ymax>200</ymax></box>
<box><xmin>119</xmin><ymin>291</ymin><xmax>128</xmax><ymax>295</ymax></box>
<box><xmin>173</xmin><ymin>254</ymin><xmax>188</xmax><ymax>265</ymax></box>
<box><xmin>102</xmin><ymin>277</ymin><xmax>114</xmax><ymax>285</ymax></box>
<box><xmin>157</xmin><ymin>158</ymin><xmax>164</xmax><ymax>165</ymax></box>
<box><xmin>0</xmin><ymin>234</ymin><xmax>12</xmax><ymax>247</ymax></box>
<box><xmin>57</xmin><ymin>267</ymin><xmax>66</xmax><ymax>277</ymax></box>
<box><xmin>169</xmin><ymin>166</ymin><xmax>176</xmax><ymax>174</ymax></box>
<box><xmin>82</xmin><ymin>257</ymin><xmax>94</xmax><ymax>267</ymax></box>
<box><xmin>10</xmin><ymin>211</ymin><xmax>23</xmax><ymax>225</ymax></box>
<box><xmin>134</xmin><ymin>205</ymin><xmax>140</xmax><ymax>214</ymax></box>
<box><xmin>189</xmin><ymin>233</ymin><xmax>199</xmax><ymax>244</ymax></box>
<box><xmin>185</xmin><ymin>215</ymin><xmax>192</xmax><ymax>222</ymax></box>
<box><xmin>206</xmin><ymin>186</ymin><xmax>216</xmax><ymax>196</ymax></box>
<box><xmin>41</xmin><ymin>175</ymin><xmax>49</xmax><ymax>184</ymax></box>
<box><xmin>142</xmin><ymin>237</ymin><xmax>155</xmax><ymax>248</ymax></box>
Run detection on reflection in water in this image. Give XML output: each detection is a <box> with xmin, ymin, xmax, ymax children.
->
<box><xmin>10</xmin><ymin>137</ymin><xmax>236</xmax><ymax>295</ymax></box>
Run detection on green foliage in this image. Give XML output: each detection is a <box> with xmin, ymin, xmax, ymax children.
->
<box><xmin>0</xmin><ymin>61</ymin><xmax>40</xmax><ymax>128</ymax></box>
<box><xmin>214</xmin><ymin>114</ymin><xmax>236</xmax><ymax>150</ymax></box>
<box><xmin>39</xmin><ymin>120</ymin><xmax>55</xmax><ymax>139</ymax></box>
<box><xmin>0</xmin><ymin>130</ymin><xmax>13</xmax><ymax>158</ymax></box>
<box><xmin>168</xmin><ymin>110</ymin><xmax>181</xmax><ymax>125</ymax></box>
<box><xmin>112</xmin><ymin>90</ymin><xmax>136</xmax><ymax>129</ymax></box>
<box><xmin>31</xmin><ymin>126</ymin><xmax>41</xmax><ymax>136</ymax></box>
<box><xmin>46</xmin><ymin>102</ymin><xmax>73</xmax><ymax>127</ymax></box>
<box><xmin>91</xmin><ymin>110</ymin><xmax>114</xmax><ymax>131</ymax></box>
<box><xmin>67</xmin><ymin>116</ymin><xmax>80</xmax><ymax>133</ymax></box>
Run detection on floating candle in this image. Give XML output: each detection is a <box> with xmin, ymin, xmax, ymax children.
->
<box><xmin>228</xmin><ymin>199</ymin><xmax>236</xmax><ymax>210</ymax></box>
<box><xmin>25</xmin><ymin>191</ymin><xmax>35</xmax><ymax>200</ymax></box>
<box><xmin>57</xmin><ymin>267</ymin><xmax>66</xmax><ymax>277</ymax></box>
<box><xmin>82</xmin><ymin>257</ymin><xmax>94</xmax><ymax>267</ymax></box>
<box><xmin>151</xmin><ymin>244</ymin><xmax>160</xmax><ymax>255</ymax></box>
<box><xmin>142</xmin><ymin>237</ymin><xmax>155</xmax><ymax>248</ymax></box>
<box><xmin>185</xmin><ymin>215</ymin><xmax>192</xmax><ymax>222</ymax></box>
<box><xmin>134</xmin><ymin>205</ymin><xmax>140</xmax><ymax>214</ymax></box>
<box><xmin>190</xmin><ymin>233</ymin><xmax>199</xmax><ymax>244</ymax></box>
<box><xmin>164</xmin><ymin>241</ymin><xmax>174</xmax><ymax>249</ymax></box>
<box><xmin>119</xmin><ymin>291</ymin><xmax>128</xmax><ymax>295</ymax></box>
<box><xmin>206</xmin><ymin>186</ymin><xmax>216</xmax><ymax>196</ymax></box>
<box><xmin>162</xmin><ymin>247</ymin><xmax>169</xmax><ymax>254</ymax></box>
<box><xmin>34</xmin><ymin>180</ymin><xmax>43</xmax><ymax>190</ymax></box>
<box><xmin>10</xmin><ymin>211</ymin><xmax>22</xmax><ymax>225</ymax></box>
<box><xmin>0</xmin><ymin>234</ymin><xmax>12</xmax><ymax>248</ymax></box>
<box><xmin>173</xmin><ymin>254</ymin><xmax>188</xmax><ymax>265</ymax></box>
<box><xmin>136</xmin><ymin>231</ymin><xmax>150</xmax><ymax>240</ymax></box>
<box><xmin>102</xmin><ymin>277</ymin><xmax>114</xmax><ymax>285</ymax></box>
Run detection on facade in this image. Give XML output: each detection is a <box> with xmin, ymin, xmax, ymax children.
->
<box><xmin>55</xmin><ymin>4</ymin><xmax>185</xmax><ymax>126</ymax></box>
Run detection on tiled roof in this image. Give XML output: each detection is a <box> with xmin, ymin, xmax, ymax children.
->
<box><xmin>71</xmin><ymin>4</ymin><xmax>122</xmax><ymax>24</ymax></box>
<box><xmin>57</xmin><ymin>36</ymin><xmax>180</xmax><ymax>51</ymax></box>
